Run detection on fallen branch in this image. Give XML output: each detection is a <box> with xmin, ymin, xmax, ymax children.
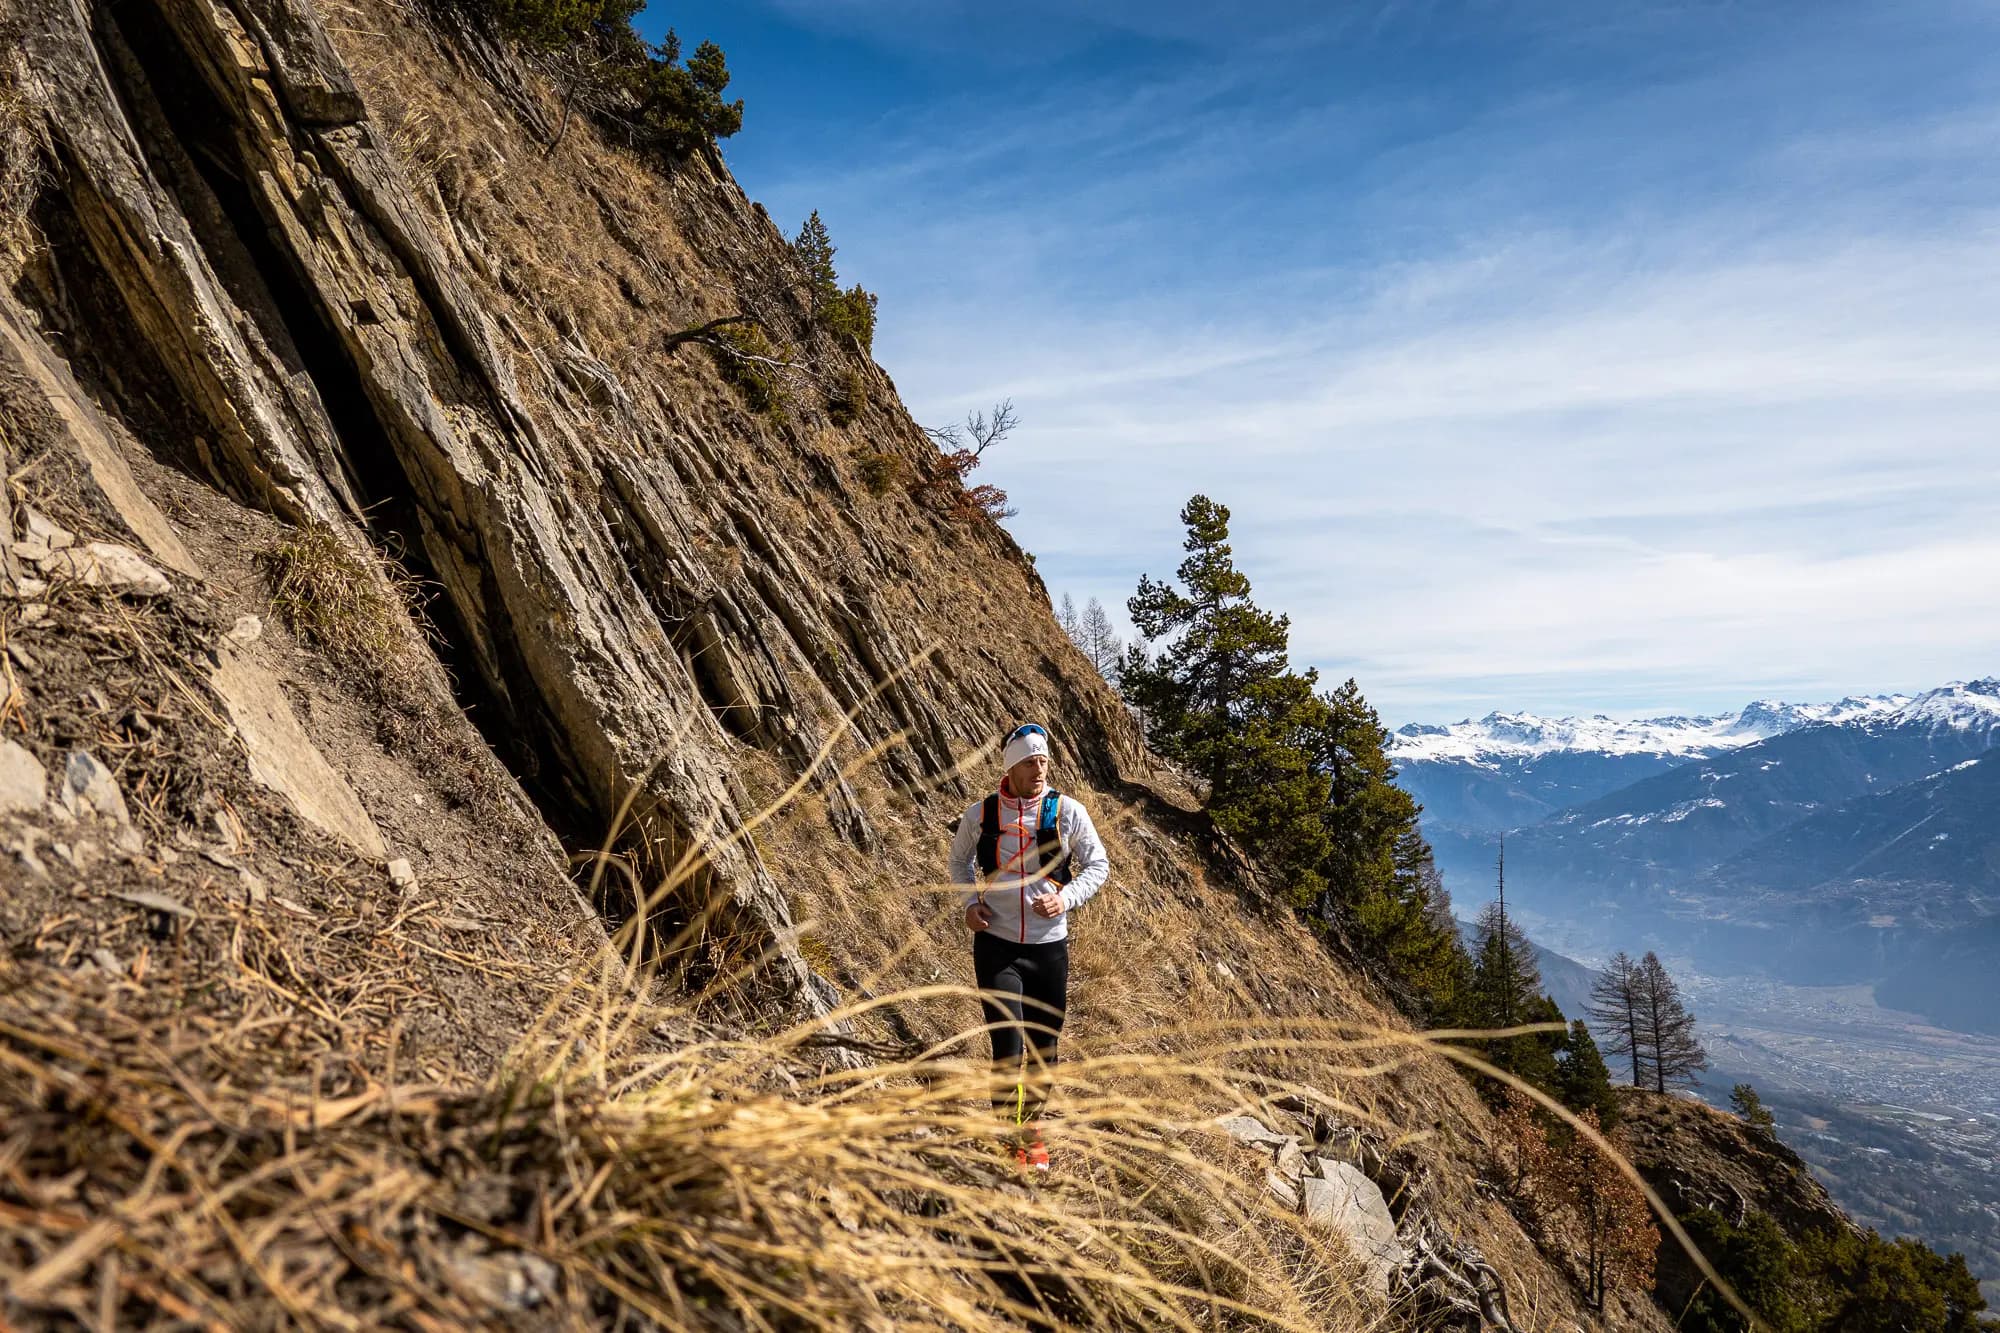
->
<box><xmin>661</xmin><ymin>313</ymin><xmax>765</xmax><ymax>353</ymax></box>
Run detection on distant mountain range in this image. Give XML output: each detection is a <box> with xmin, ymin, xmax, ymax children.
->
<box><xmin>1392</xmin><ymin>694</ymin><xmax>1911</xmax><ymax>829</ymax></box>
<box><xmin>1398</xmin><ymin>679</ymin><xmax>2000</xmax><ymax>1032</ymax></box>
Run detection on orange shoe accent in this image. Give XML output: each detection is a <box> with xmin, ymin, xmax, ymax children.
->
<box><xmin>1025</xmin><ymin>1132</ymin><xmax>1050</xmax><ymax>1172</ymax></box>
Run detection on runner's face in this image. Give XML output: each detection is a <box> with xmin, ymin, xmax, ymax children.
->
<box><xmin>1007</xmin><ymin>755</ymin><xmax>1049</xmax><ymax>797</ymax></box>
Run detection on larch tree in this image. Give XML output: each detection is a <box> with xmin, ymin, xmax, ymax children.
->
<box><xmin>1637</xmin><ymin>951</ymin><xmax>1708</xmax><ymax>1092</ymax></box>
<box><xmin>1057</xmin><ymin>592</ymin><xmax>1081</xmax><ymax>645</ymax></box>
<box><xmin>1079</xmin><ymin>597</ymin><xmax>1123</xmax><ymax>679</ymax></box>
<box><xmin>1589</xmin><ymin>950</ymin><xmax>1651</xmax><ymax>1088</ymax></box>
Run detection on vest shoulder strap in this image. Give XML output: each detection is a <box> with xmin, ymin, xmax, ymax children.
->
<box><xmin>976</xmin><ymin>793</ymin><xmax>1002</xmax><ymax>875</ymax></box>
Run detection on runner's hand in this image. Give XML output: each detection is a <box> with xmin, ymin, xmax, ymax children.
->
<box><xmin>1031</xmin><ymin>890</ymin><xmax>1065</xmax><ymax>919</ymax></box>
<box><xmin>966</xmin><ymin>901</ymin><xmax>993</xmax><ymax>931</ymax></box>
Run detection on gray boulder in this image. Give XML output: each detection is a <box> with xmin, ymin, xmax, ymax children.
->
<box><xmin>1302</xmin><ymin>1159</ymin><xmax>1406</xmax><ymax>1300</ymax></box>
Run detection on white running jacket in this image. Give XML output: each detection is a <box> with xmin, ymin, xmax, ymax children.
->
<box><xmin>948</xmin><ymin>786</ymin><xmax>1110</xmax><ymax>944</ymax></box>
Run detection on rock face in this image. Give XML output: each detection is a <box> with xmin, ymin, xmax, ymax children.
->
<box><xmin>0</xmin><ymin>6</ymin><xmax>1703</xmax><ymax>1327</ymax></box>
<box><xmin>1618</xmin><ymin>1089</ymin><xmax>1857</xmax><ymax>1314</ymax></box>
<box><xmin>10</xmin><ymin>0</ymin><xmax>1138</xmax><ymax>1010</ymax></box>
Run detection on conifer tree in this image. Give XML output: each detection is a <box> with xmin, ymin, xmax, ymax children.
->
<box><xmin>1080</xmin><ymin>597</ymin><xmax>1123</xmax><ymax>679</ymax></box>
<box><xmin>792</xmin><ymin>211</ymin><xmax>838</xmax><ymax>326</ymax></box>
<box><xmin>1125</xmin><ymin>496</ymin><xmax>1291</xmax><ymax>744</ymax></box>
<box><xmin>1589</xmin><ymin>950</ymin><xmax>1650</xmax><ymax>1088</ymax></box>
<box><xmin>1363</xmin><ymin>831</ymin><xmax>1472</xmax><ymax>1024</ymax></box>
<box><xmin>1313</xmin><ymin>679</ymin><xmax>1421</xmax><ymax>910</ymax></box>
<box><xmin>1124</xmin><ymin>497</ymin><xmax>1333</xmax><ymax>900</ymax></box>
<box><xmin>1468</xmin><ymin>850</ymin><xmax>1539</xmax><ymax>1032</ymax></box>
<box><xmin>1731</xmin><ymin>1083</ymin><xmax>1776</xmax><ymax>1137</ymax></box>
<box><xmin>1124</xmin><ymin>495</ymin><xmax>1471</xmax><ymax>1017</ymax></box>
<box><xmin>1558</xmin><ymin>1020</ymin><xmax>1620</xmax><ymax>1128</ymax></box>
<box><xmin>1637</xmin><ymin>951</ymin><xmax>1708</xmax><ymax>1092</ymax></box>
<box><xmin>1057</xmin><ymin>592</ymin><xmax>1081</xmax><ymax>645</ymax></box>
<box><xmin>1468</xmin><ymin>876</ymin><xmax>1561</xmax><ymax>1092</ymax></box>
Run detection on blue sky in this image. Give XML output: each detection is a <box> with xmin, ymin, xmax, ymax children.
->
<box><xmin>647</xmin><ymin>1</ymin><xmax>2000</xmax><ymax>725</ymax></box>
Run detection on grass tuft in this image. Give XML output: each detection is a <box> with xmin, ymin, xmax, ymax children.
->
<box><xmin>256</xmin><ymin>521</ymin><xmax>418</xmax><ymax>668</ymax></box>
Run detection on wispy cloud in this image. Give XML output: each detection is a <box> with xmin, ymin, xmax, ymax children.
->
<box><xmin>712</xmin><ymin>0</ymin><xmax>2000</xmax><ymax>721</ymax></box>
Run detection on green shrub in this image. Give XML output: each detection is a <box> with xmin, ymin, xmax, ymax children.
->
<box><xmin>477</xmin><ymin>2</ymin><xmax>742</xmax><ymax>161</ymax></box>
<box><xmin>485</xmin><ymin>0</ymin><xmax>637</xmax><ymax>52</ymax></box>
<box><xmin>828</xmin><ymin>369</ymin><xmax>867</xmax><ymax>426</ymax></box>
<box><xmin>625</xmin><ymin>30</ymin><xmax>743</xmax><ymax>159</ymax></box>
<box><xmin>824</xmin><ymin>284</ymin><xmax>877</xmax><ymax>351</ymax></box>
<box><xmin>708</xmin><ymin>325</ymin><xmax>787</xmax><ymax>420</ymax></box>
<box><xmin>854</xmin><ymin>451</ymin><xmax>908</xmax><ymax>496</ymax></box>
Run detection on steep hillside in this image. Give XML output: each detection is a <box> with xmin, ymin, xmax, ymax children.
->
<box><xmin>0</xmin><ymin>0</ymin><xmax>1708</xmax><ymax>1327</ymax></box>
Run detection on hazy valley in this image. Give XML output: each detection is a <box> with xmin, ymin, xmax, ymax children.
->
<box><xmin>1399</xmin><ymin>689</ymin><xmax>2000</xmax><ymax>1298</ymax></box>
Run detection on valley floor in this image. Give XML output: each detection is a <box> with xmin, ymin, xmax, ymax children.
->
<box><xmin>1687</xmin><ymin>975</ymin><xmax>2000</xmax><ymax>1304</ymax></box>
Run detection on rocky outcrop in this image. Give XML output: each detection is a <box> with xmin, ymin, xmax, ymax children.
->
<box><xmin>1218</xmin><ymin>1106</ymin><xmax>1427</xmax><ymax>1306</ymax></box>
<box><xmin>1618</xmin><ymin>1089</ymin><xmax>1857</xmax><ymax>1312</ymax></box>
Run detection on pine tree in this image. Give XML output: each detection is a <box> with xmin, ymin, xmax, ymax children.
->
<box><xmin>1468</xmin><ymin>867</ymin><xmax>1561</xmax><ymax>1092</ymax></box>
<box><xmin>1363</xmin><ymin>830</ymin><xmax>1472</xmax><ymax>1024</ymax></box>
<box><xmin>1588</xmin><ymin>950</ymin><xmax>1651</xmax><ymax>1088</ymax></box>
<box><xmin>1637</xmin><ymin>951</ymin><xmax>1708</xmax><ymax>1092</ymax></box>
<box><xmin>1469</xmin><ymin>848</ymin><xmax>1539</xmax><ymax>1031</ymax></box>
<box><xmin>1123</xmin><ymin>495</ymin><xmax>1468</xmax><ymax>1018</ymax></box>
<box><xmin>1124</xmin><ymin>497</ymin><xmax>1333</xmax><ymax>900</ymax></box>
<box><xmin>1312</xmin><ymin>679</ymin><xmax>1421</xmax><ymax>911</ymax></box>
<box><xmin>792</xmin><ymin>211</ymin><xmax>838</xmax><ymax>325</ymax></box>
<box><xmin>1731</xmin><ymin>1082</ymin><xmax>1776</xmax><ymax>1136</ymax></box>
<box><xmin>1557</xmin><ymin>1020</ymin><xmax>1620</xmax><ymax>1128</ymax></box>
<box><xmin>1124</xmin><ymin>496</ymin><xmax>1292</xmax><ymax>745</ymax></box>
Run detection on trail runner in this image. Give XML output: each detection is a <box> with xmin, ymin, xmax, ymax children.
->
<box><xmin>947</xmin><ymin>722</ymin><xmax>1110</xmax><ymax>1171</ymax></box>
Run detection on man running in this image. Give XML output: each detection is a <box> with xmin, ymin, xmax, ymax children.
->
<box><xmin>947</xmin><ymin>722</ymin><xmax>1110</xmax><ymax>1170</ymax></box>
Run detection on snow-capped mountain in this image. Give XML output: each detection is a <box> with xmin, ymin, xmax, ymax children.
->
<box><xmin>1414</xmin><ymin>677</ymin><xmax>2000</xmax><ymax>1033</ymax></box>
<box><xmin>1389</xmin><ymin>690</ymin><xmax>1931</xmax><ymax>833</ymax></box>
<box><xmin>1884</xmin><ymin>676</ymin><xmax>2000</xmax><ymax>735</ymax></box>
<box><xmin>1390</xmin><ymin>694</ymin><xmax>1909</xmax><ymax>766</ymax></box>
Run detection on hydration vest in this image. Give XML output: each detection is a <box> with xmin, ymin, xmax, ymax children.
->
<box><xmin>975</xmin><ymin>787</ymin><xmax>1072</xmax><ymax>887</ymax></box>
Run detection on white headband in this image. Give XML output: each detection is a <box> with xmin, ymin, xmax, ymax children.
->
<box><xmin>1002</xmin><ymin>729</ymin><xmax>1051</xmax><ymax>770</ymax></box>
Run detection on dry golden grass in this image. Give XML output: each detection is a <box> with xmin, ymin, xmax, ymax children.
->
<box><xmin>255</xmin><ymin>521</ymin><xmax>423</xmax><ymax>670</ymax></box>
<box><xmin>0</xmin><ymin>39</ymin><xmax>48</xmax><ymax>270</ymax></box>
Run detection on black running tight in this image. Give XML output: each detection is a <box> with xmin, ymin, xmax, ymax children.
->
<box><xmin>972</xmin><ymin>932</ymin><xmax>1069</xmax><ymax>1123</ymax></box>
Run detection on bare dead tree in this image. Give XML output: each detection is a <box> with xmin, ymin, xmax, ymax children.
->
<box><xmin>918</xmin><ymin>399</ymin><xmax>1019</xmax><ymax>521</ymax></box>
